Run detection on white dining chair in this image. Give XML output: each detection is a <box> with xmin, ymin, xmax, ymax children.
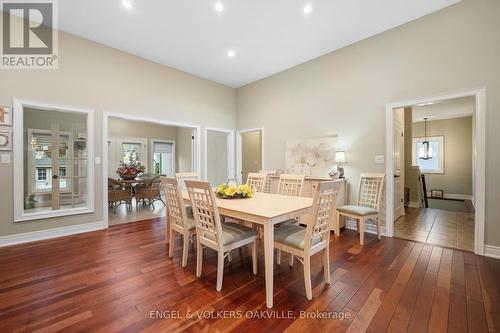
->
<box><xmin>335</xmin><ymin>173</ymin><xmax>385</xmax><ymax>245</ymax></box>
<box><xmin>175</xmin><ymin>172</ymin><xmax>199</xmax><ymax>191</ymax></box>
<box><xmin>185</xmin><ymin>180</ymin><xmax>258</xmax><ymax>291</ymax></box>
<box><xmin>246</xmin><ymin>172</ymin><xmax>267</xmax><ymax>193</ymax></box>
<box><xmin>274</xmin><ymin>181</ymin><xmax>338</xmax><ymax>300</ymax></box>
<box><xmin>161</xmin><ymin>177</ymin><xmax>196</xmax><ymax>267</ymax></box>
<box><xmin>277</xmin><ymin>174</ymin><xmax>305</xmax><ymax>196</ymax></box>
<box><xmin>259</xmin><ymin>170</ymin><xmax>277</xmax><ymax>193</ymax></box>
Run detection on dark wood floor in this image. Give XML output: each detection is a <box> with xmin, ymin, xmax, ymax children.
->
<box><xmin>1</xmin><ymin>218</ymin><xmax>499</xmax><ymax>333</ymax></box>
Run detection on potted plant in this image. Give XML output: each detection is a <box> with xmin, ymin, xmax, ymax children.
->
<box><xmin>116</xmin><ymin>160</ymin><xmax>145</xmax><ymax>180</ymax></box>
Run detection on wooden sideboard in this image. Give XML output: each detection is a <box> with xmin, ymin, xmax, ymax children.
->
<box><xmin>268</xmin><ymin>175</ymin><xmax>347</xmax><ymax>231</ymax></box>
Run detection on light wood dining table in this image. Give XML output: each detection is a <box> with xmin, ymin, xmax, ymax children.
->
<box><xmin>180</xmin><ymin>191</ymin><xmax>313</xmax><ymax>308</ymax></box>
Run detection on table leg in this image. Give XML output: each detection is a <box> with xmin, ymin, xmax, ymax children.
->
<box><xmin>263</xmin><ymin>222</ymin><xmax>274</xmax><ymax>308</ymax></box>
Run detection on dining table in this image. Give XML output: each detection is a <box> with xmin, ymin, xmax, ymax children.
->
<box><xmin>180</xmin><ymin>191</ymin><xmax>313</xmax><ymax>308</ymax></box>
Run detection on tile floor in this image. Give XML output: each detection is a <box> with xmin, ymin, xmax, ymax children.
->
<box><xmin>108</xmin><ymin>197</ymin><xmax>166</xmax><ymax>225</ymax></box>
<box><xmin>394</xmin><ymin>207</ymin><xmax>475</xmax><ymax>251</ymax></box>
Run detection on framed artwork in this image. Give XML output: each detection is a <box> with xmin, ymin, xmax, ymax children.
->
<box><xmin>0</xmin><ymin>106</ymin><xmax>12</xmax><ymax>126</ymax></box>
<box><xmin>285</xmin><ymin>135</ymin><xmax>337</xmax><ymax>176</ymax></box>
<box><xmin>0</xmin><ymin>128</ymin><xmax>12</xmax><ymax>151</ymax></box>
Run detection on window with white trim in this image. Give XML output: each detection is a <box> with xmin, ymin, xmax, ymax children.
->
<box><xmin>412</xmin><ymin>136</ymin><xmax>444</xmax><ymax>174</ymax></box>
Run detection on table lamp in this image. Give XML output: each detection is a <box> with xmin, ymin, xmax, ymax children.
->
<box><xmin>335</xmin><ymin>149</ymin><xmax>346</xmax><ymax>179</ymax></box>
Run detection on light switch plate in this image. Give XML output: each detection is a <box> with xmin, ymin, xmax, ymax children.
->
<box><xmin>1</xmin><ymin>153</ymin><xmax>11</xmax><ymax>164</ymax></box>
<box><xmin>374</xmin><ymin>155</ymin><xmax>385</xmax><ymax>164</ymax></box>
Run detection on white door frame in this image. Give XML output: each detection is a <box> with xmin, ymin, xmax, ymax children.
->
<box><xmin>13</xmin><ymin>98</ymin><xmax>95</xmax><ymax>222</ymax></box>
<box><xmin>236</xmin><ymin>127</ymin><xmax>265</xmax><ymax>184</ymax></box>
<box><xmin>150</xmin><ymin>138</ymin><xmax>176</xmax><ymax>176</ymax></box>
<box><xmin>385</xmin><ymin>87</ymin><xmax>486</xmax><ymax>255</ymax></box>
<box><xmin>204</xmin><ymin>127</ymin><xmax>235</xmax><ymax>182</ymax></box>
<box><xmin>103</xmin><ymin>112</ymin><xmax>201</xmax><ymax>228</ymax></box>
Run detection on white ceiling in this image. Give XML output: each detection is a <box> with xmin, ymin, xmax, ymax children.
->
<box><xmin>58</xmin><ymin>0</ymin><xmax>461</xmax><ymax>87</ymax></box>
<box><xmin>412</xmin><ymin>96</ymin><xmax>475</xmax><ymax>122</ymax></box>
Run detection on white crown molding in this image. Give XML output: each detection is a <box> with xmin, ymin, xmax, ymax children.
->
<box><xmin>0</xmin><ymin>221</ymin><xmax>105</xmax><ymax>247</ymax></box>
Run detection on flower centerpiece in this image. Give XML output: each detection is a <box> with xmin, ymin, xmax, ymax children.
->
<box><xmin>116</xmin><ymin>160</ymin><xmax>145</xmax><ymax>180</ymax></box>
<box><xmin>215</xmin><ymin>183</ymin><xmax>254</xmax><ymax>199</ymax></box>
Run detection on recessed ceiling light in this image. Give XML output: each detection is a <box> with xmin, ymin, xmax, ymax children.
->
<box><xmin>122</xmin><ymin>0</ymin><xmax>133</xmax><ymax>9</ymax></box>
<box><xmin>227</xmin><ymin>49</ymin><xmax>236</xmax><ymax>58</ymax></box>
<box><xmin>214</xmin><ymin>2</ymin><xmax>224</xmax><ymax>13</ymax></box>
<box><xmin>303</xmin><ymin>3</ymin><xmax>313</xmax><ymax>15</ymax></box>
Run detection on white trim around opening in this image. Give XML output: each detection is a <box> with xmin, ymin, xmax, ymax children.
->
<box><xmin>204</xmin><ymin>127</ymin><xmax>235</xmax><ymax>184</ymax></box>
<box><xmin>103</xmin><ymin>112</ymin><xmax>201</xmax><ymax>228</ymax></box>
<box><xmin>236</xmin><ymin>127</ymin><xmax>265</xmax><ymax>184</ymax></box>
<box><xmin>385</xmin><ymin>87</ymin><xmax>486</xmax><ymax>256</ymax></box>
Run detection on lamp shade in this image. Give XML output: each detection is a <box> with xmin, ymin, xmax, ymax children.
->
<box><xmin>335</xmin><ymin>150</ymin><xmax>346</xmax><ymax>163</ymax></box>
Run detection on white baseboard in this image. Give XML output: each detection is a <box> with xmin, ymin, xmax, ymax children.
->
<box><xmin>345</xmin><ymin>218</ymin><xmax>386</xmax><ymax>236</ymax></box>
<box><xmin>0</xmin><ymin>221</ymin><xmax>106</xmax><ymax>247</ymax></box>
<box><xmin>408</xmin><ymin>201</ymin><xmax>421</xmax><ymax>208</ymax></box>
<box><xmin>426</xmin><ymin>192</ymin><xmax>473</xmax><ymax>201</ymax></box>
<box><xmin>484</xmin><ymin>245</ymin><xmax>500</xmax><ymax>259</ymax></box>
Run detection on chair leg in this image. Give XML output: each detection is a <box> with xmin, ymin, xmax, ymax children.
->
<box><xmin>360</xmin><ymin>218</ymin><xmax>365</xmax><ymax>245</ymax></box>
<box><xmin>196</xmin><ymin>241</ymin><xmax>203</xmax><ymax>277</ymax></box>
<box><xmin>252</xmin><ymin>241</ymin><xmax>258</xmax><ymax>275</ymax></box>
<box><xmin>323</xmin><ymin>247</ymin><xmax>331</xmax><ymax>284</ymax></box>
<box><xmin>168</xmin><ymin>229</ymin><xmax>175</xmax><ymax>258</ymax></box>
<box><xmin>277</xmin><ymin>249</ymin><xmax>281</xmax><ymax>265</ymax></box>
<box><xmin>335</xmin><ymin>211</ymin><xmax>341</xmax><ymax>236</ymax></box>
<box><xmin>377</xmin><ymin>214</ymin><xmax>381</xmax><ymax>240</ymax></box>
<box><xmin>216</xmin><ymin>251</ymin><xmax>225</xmax><ymax>291</ymax></box>
<box><xmin>182</xmin><ymin>233</ymin><xmax>189</xmax><ymax>267</ymax></box>
<box><xmin>290</xmin><ymin>254</ymin><xmax>294</xmax><ymax>267</ymax></box>
<box><xmin>356</xmin><ymin>219</ymin><xmax>360</xmax><ymax>234</ymax></box>
<box><xmin>304</xmin><ymin>256</ymin><xmax>312</xmax><ymax>300</ymax></box>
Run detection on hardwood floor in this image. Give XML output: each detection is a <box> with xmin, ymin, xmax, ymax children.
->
<box><xmin>1</xmin><ymin>218</ymin><xmax>498</xmax><ymax>333</ymax></box>
<box><xmin>394</xmin><ymin>208</ymin><xmax>475</xmax><ymax>251</ymax></box>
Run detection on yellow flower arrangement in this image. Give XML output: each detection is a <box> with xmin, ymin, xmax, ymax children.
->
<box><xmin>215</xmin><ymin>183</ymin><xmax>254</xmax><ymax>199</ymax></box>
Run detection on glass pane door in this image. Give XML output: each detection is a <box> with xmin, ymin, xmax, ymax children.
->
<box><xmin>23</xmin><ymin>107</ymin><xmax>88</xmax><ymax>214</ymax></box>
<box><xmin>153</xmin><ymin>141</ymin><xmax>174</xmax><ymax>177</ymax></box>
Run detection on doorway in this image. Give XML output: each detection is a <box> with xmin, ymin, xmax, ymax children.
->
<box><xmin>205</xmin><ymin>128</ymin><xmax>234</xmax><ymax>186</ymax></box>
<box><xmin>103</xmin><ymin>113</ymin><xmax>200</xmax><ymax>227</ymax></box>
<box><xmin>386</xmin><ymin>89</ymin><xmax>485</xmax><ymax>254</ymax></box>
<box><xmin>236</xmin><ymin>128</ymin><xmax>264</xmax><ymax>184</ymax></box>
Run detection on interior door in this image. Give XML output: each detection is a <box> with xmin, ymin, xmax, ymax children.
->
<box><xmin>393</xmin><ymin>108</ymin><xmax>405</xmax><ymax>220</ymax></box>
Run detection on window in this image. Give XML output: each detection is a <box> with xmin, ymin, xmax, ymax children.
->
<box><xmin>152</xmin><ymin>141</ymin><xmax>174</xmax><ymax>176</ymax></box>
<box><xmin>412</xmin><ymin>136</ymin><xmax>444</xmax><ymax>173</ymax></box>
<box><xmin>37</xmin><ymin>168</ymin><xmax>47</xmax><ymax>180</ymax></box>
<box><xmin>59</xmin><ymin>167</ymin><xmax>66</xmax><ymax>177</ymax></box>
<box><xmin>122</xmin><ymin>142</ymin><xmax>143</xmax><ymax>164</ymax></box>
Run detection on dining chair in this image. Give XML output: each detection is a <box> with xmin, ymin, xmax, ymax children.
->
<box><xmin>274</xmin><ymin>181</ymin><xmax>338</xmax><ymax>300</ymax></box>
<box><xmin>135</xmin><ymin>176</ymin><xmax>165</xmax><ymax>210</ymax></box>
<box><xmin>335</xmin><ymin>173</ymin><xmax>385</xmax><ymax>245</ymax></box>
<box><xmin>175</xmin><ymin>172</ymin><xmax>199</xmax><ymax>191</ymax></box>
<box><xmin>259</xmin><ymin>170</ymin><xmax>277</xmax><ymax>193</ymax></box>
<box><xmin>161</xmin><ymin>177</ymin><xmax>196</xmax><ymax>267</ymax></box>
<box><xmin>277</xmin><ymin>174</ymin><xmax>305</xmax><ymax>196</ymax></box>
<box><xmin>246</xmin><ymin>172</ymin><xmax>267</xmax><ymax>193</ymax></box>
<box><xmin>185</xmin><ymin>180</ymin><xmax>258</xmax><ymax>291</ymax></box>
<box><xmin>108</xmin><ymin>178</ymin><xmax>133</xmax><ymax>212</ymax></box>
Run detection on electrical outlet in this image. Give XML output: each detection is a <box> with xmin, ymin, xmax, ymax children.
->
<box><xmin>374</xmin><ymin>155</ymin><xmax>384</xmax><ymax>164</ymax></box>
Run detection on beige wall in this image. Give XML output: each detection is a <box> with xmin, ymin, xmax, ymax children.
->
<box><xmin>412</xmin><ymin>117</ymin><xmax>473</xmax><ymax>196</ymax></box>
<box><xmin>241</xmin><ymin>131</ymin><xmax>262</xmax><ymax>182</ymax></box>
<box><xmin>0</xmin><ymin>16</ymin><xmax>236</xmax><ymax>237</ymax></box>
<box><xmin>236</xmin><ymin>0</ymin><xmax>500</xmax><ymax>246</ymax></box>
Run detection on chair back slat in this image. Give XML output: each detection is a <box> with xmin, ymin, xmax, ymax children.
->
<box><xmin>305</xmin><ymin>181</ymin><xmax>338</xmax><ymax>248</ymax></box>
<box><xmin>357</xmin><ymin>173</ymin><xmax>385</xmax><ymax>211</ymax></box>
<box><xmin>161</xmin><ymin>177</ymin><xmax>187</xmax><ymax>228</ymax></box>
<box><xmin>185</xmin><ymin>180</ymin><xmax>222</xmax><ymax>248</ymax></box>
<box><xmin>278</xmin><ymin>174</ymin><xmax>305</xmax><ymax>196</ymax></box>
<box><xmin>246</xmin><ymin>173</ymin><xmax>267</xmax><ymax>193</ymax></box>
<box><xmin>175</xmin><ymin>172</ymin><xmax>199</xmax><ymax>191</ymax></box>
<box><xmin>259</xmin><ymin>170</ymin><xmax>277</xmax><ymax>193</ymax></box>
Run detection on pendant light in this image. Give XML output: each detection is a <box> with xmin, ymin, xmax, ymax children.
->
<box><xmin>419</xmin><ymin>117</ymin><xmax>433</xmax><ymax>160</ymax></box>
